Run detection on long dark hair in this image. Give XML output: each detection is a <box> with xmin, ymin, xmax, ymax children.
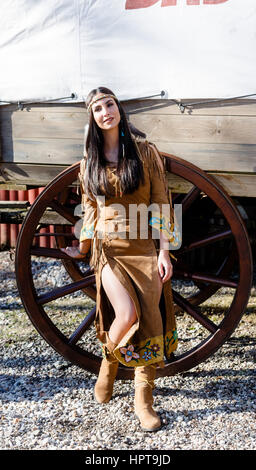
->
<box><xmin>84</xmin><ymin>87</ymin><xmax>145</xmax><ymax>198</ymax></box>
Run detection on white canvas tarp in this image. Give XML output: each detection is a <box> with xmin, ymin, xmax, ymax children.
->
<box><xmin>0</xmin><ymin>0</ymin><xmax>256</xmax><ymax>103</ymax></box>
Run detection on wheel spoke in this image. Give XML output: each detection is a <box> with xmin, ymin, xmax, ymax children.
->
<box><xmin>68</xmin><ymin>306</ymin><xmax>96</xmax><ymax>345</ymax></box>
<box><xmin>37</xmin><ymin>274</ymin><xmax>95</xmax><ymax>305</ymax></box>
<box><xmin>178</xmin><ymin>229</ymin><xmax>232</xmax><ymax>255</ymax></box>
<box><xmin>49</xmin><ymin>199</ymin><xmax>78</xmax><ymax>225</ymax></box>
<box><xmin>30</xmin><ymin>246</ymin><xmax>79</xmax><ymax>259</ymax></box>
<box><xmin>172</xmin><ymin>290</ymin><xmax>218</xmax><ymax>334</ymax></box>
<box><xmin>34</xmin><ymin>232</ymin><xmax>75</xmax><ymax>239</ymax></box>
<box><xmin>181</xmin><ymin>186</ymin><xmax>201</xmax><ymax>214</ymax></box>
<box><xmin>174</xmin><ymin>268</ymin><xmax>237</xmax><ymax>288</ymax></box>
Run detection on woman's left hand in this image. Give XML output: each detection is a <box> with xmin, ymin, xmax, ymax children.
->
<box><xmin>158</xmin><ymin>250</ymin><xmax>173</xmax><ymax>283</ymax></box>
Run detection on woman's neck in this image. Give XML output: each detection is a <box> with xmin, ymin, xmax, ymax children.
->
<box><xmin>102</xmin><ymin>127</ymin><xmax>119</xmax><ymax>163</ymax></box>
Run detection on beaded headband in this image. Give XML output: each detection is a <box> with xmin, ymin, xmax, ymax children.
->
<box><xmin>87</xmin><ymin>94</ymin><xmax>117</xmax><ymax>112</ymax></box>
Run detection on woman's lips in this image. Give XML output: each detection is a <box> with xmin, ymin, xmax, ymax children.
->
<box><xmin>104</xmin><ymin>117</ymin><xmax>113</xmax><ymax>123</ymax></box>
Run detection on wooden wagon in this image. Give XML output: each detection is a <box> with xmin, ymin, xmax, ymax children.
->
<box><xmin>0</xmin><ymin>96</ymin><xmax>254</xmax><ymax>378</ymax></box>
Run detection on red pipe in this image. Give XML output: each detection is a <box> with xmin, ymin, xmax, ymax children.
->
<box><xmin>0</xmin><ymin>190</ymin><xmax>9</xmax><ymax>248</ymax></box>
<box><xmin>9</xmin><ymin>190</ymin><xmax>19</xmax><ymax>247</ymax></box>
<box><xmin>0</xmin><ymin>186</ymin><xmax>63</xmax><ymax>249</ymax></box>
<box><xmin>18</xmin><ymin>189</ymin><xmax>28</xmax><ymax>241</ymax></box>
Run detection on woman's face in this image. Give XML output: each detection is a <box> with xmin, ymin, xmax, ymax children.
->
<box><xmin>91</xmin><ymin>94</ymin><xmax>121</xmax><ymax>132</ymax></box>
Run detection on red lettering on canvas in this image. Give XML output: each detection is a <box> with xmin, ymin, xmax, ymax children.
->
<box><xmin>161</xmin><ymin>0</ymin><xmax>177</xmax><ymax>5</ymax></box>
<box><xmin>203</xmin><ymin>0</ymin><xmax>228</xmax><ymax>4</ymax></box>
<box><xmin>125</xmin><ymin>0</ymin><xmax>160</xmax><ymax>9</ymax></box>
<box><xmin>125</xmin><ymin>0</ymin><xmax>229</xmax><ymax>8</ymax></box>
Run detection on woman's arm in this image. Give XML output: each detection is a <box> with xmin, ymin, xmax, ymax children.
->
<box><xmin>147</xmin><ymin>142</ymin><xmax>174</xmax><ymax>282</ymax></box>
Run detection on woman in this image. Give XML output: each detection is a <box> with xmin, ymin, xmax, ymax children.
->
<box><xmin>62</xmin><ymin>87</ymin><xmax>178</xmax><ymax>432</ymax></box>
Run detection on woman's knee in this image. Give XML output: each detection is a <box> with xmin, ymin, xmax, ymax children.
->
<box><xmin>101</xmin><ymin>263</ymin><xmax>137</xmax><ymax>324</ymax></box>
<box><xmin>115</xmin><ymin>302</ymin><xmax>137</xmax><ymax>327</ymax></box>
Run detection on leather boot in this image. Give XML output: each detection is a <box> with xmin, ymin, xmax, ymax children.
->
<box><xmin>134</xmin><ymin>364</ymin><xmax>161</xmax><ymax>432</ymax></box>
<box><xmin>94</xmin><ymin>333</ymin><xmax>119</xmax><ymax>404</ymax></box>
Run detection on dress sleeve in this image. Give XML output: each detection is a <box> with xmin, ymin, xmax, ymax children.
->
<box><xmin>147</xmin><ymin>142</ymin><xmax>180</xmax><ymax>253</ymax></box>
<box><xmin>78</xmin><ymin>158</ymin><xmax>97</xmax><ymax>243</ymax></box>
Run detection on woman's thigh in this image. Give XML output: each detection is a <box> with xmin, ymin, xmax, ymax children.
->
<box><xmin>101</xmin><ymin>263</ymin><xmax>136</xmax><ymax>320</ymax></box>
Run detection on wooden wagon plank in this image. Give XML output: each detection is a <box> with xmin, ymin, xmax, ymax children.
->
<box><xmin>158</xmin><ymin>142</ymin><xmax>256</xmax><ymax>173</ymax></box>
<box><xmin>1</xmin><ymin>111</ymin><xmax>88</xmax><ymax>139</ymax></box>
<box><xmin>166</xmin><ymin>172</ymin><xmax>256</xmax><ymax>198</ymax></box>
<box><xmin>0</xmin><ymin>163</ymin><xmax>68</xmax><ymax>186</ymax></box>
<box><xmin>1</xmin><ymin>162</ymin><xmax>255</xmax><ymax>197</ymax></box>
<box><xmin>130</xmin><ymin>114</ymin><xmax>256</xmax><ymax>145</ymax></box>
<box><xmin>1</xmin><ymin>138</ymin><xmax>83</xmax><ymax>164</ymax></box>
<box><xmin>2</xmin><ymin>107</ymin><xmax>256</xmax><ymax>145</ymax></box>
<box><xmin>210</xmin><ymin>173</ymin><xmax>256</xmax><ymax>198</ymax></box>
<box><xmin>1</xmin><ymin>138</ymin><xmax>255</xmax><ymax>174</ymax></box>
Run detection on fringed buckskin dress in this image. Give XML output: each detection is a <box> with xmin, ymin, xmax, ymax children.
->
<box><xmin>79</xmin><ymin>140</ymin><xmax>178</xmax><ymax>368</ymax></box>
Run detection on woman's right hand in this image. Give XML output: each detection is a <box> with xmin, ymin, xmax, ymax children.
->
<box><xmin>60</xmin><ymin>239</ymin><xmax>91</xmax><ymax>259</ymax></box>
<box><xmin>60</xmin><ymin>246</ymin><xmax>87</xmax><ymax>259</ymax></box>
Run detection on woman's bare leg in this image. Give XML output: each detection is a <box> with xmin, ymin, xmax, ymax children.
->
<box><xmin>101</xmin><ymin>263</ymin><xmax>137</xmax><ymax>345</ymax></box>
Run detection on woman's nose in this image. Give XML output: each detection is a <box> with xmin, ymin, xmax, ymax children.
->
<box><xmin>102</xmin><ymin>105</ymin><xmax>110</xmax><ymax>116</ymax></box>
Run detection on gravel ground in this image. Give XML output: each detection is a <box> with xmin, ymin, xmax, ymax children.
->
<box><xmin>0</xmin><ymin>249</ymin><xmax>255</xmax><ymax>451</ymax></box>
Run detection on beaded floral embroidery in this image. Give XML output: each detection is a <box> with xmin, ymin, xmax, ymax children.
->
<box><xmin>103</xmin><ymin>329</ymin><xmax>177</xmax><ymax>367</ymax></box>
<box><xmin>165</xmin><ymin>329</ymin><xmax>178</xmax><ymax>357</ymax></box>
<box><xmin>119</xmin><ymin>338</ymin><xmax>162</xmax><ymax>364</ymax></box>
<box><xmin>80</xmin><ymin>223</ymin><xmax>94</xmax><ymax>240</ymax></box>
<box><xmin>149</xmin><ymin>213</ymin><xmax>180</xmax><ymax>246</ymax></box>
<box><xmin>119</xmin><ymin>344</ymin><xmax>140</xmax><ymax>363</ymax></box>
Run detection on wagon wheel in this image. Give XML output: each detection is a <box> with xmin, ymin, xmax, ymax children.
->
<box><xmin>15</xmin><ymin>155</ymin><xmax>253</xmax><ymax>379</ymax></box>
